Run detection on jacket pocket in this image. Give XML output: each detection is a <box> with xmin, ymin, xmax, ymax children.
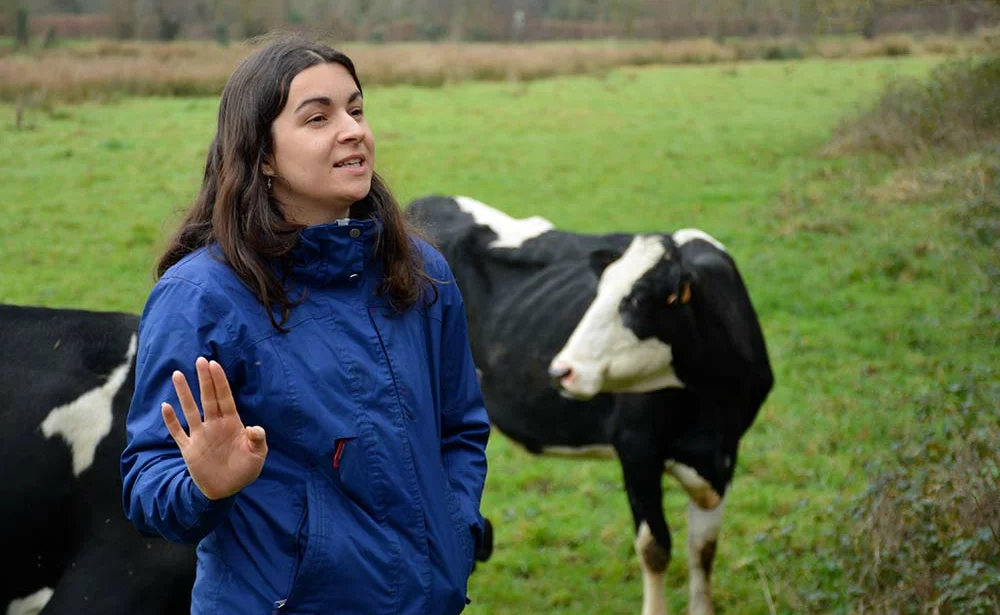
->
<box><xmin>323</xmin><ymin>434</ymin><xmax>381</xmax><ymax>520</ymax></box>
<box><xmin>444</xmin><ymin>487</ymin><xmax>475</xmax><ymax>571</ymax></box>
<box><xmin>276</xmin><ymin>489</ymin><xmax>311</xmax><ymax>613</ymax></box>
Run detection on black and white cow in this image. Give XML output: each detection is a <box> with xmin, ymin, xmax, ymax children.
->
<box><xmin>406</xmin><ymin>195</ymin><xmax>774</xmax><ymax>615</ymax></box>
<box><xmin>1</xmin><ymin>304</ymin><xmax>196</xmax><ymax>615</ymax></box>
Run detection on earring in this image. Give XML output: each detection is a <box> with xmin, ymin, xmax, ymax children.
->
<box><xmin>267</xmin><ymin>176</ymin><xmax>272</xmax><ymax>190</ymax></box>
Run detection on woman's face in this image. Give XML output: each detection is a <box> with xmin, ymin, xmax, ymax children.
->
<box><xmin>264</xmin><ymin>62</ymin><xmax>375</xmax><ymax>226</ymax></box>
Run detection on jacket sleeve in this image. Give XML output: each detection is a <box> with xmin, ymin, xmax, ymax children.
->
<box><xmin>437</xmin><ymin>267</ymin><xmax>491</xmax><ymax>556</ymax></box>
<box><xmin>120</xmin><ymin>275</ymin><xmax>239</xmax><ymax>544</ymax></box>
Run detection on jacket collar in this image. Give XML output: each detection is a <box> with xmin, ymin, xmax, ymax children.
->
<box><xmin>287</xmin><ymin>215</ymin><xmax>381</xmax><ymax>287</ymax></box>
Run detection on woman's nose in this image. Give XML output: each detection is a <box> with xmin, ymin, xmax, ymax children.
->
<box><xmin>337</xmin><ymin>114</ymin><xmax>364</xmax><ymax>142</ymax></box>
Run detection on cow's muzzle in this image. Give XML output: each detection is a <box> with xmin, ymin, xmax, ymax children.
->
<box><xmin>548</xmin><ymin>361</ymin><xmax>573</xmax><ymax>389</ymax></box>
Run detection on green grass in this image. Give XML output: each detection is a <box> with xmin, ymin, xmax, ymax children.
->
<box><xmin>2</xmin><ymin>56</ymin><xmax>995</xmax><ymax>614</ymax></box>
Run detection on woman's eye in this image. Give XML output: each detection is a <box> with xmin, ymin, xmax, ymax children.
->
<box><xmin>308</xmin><ymin>115</ymin><xmax>326</xmax><ymax>124</ymax></box>
<box><xmin>350</xmin><ymin>108</ymin><xmax>364</xmax><ymax>118</ymax></box>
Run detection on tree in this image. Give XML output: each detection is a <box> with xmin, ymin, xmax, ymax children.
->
<box><xmin>151</xmin><ymin>0</ymin><xmax>182</xmax><ymax>40</ymax></box>
<box><xmin>106</xmin><ymin>0</ymin><xmax>136</xmax><ymax>39</ymax></box>
<box><xmin>15</xmin><ymin>5</ymin><xmax>29</xmax><ymax>47</ymax></box>
<box><xmin>51</xmin><ymin>0</ymin><xmax>82</xmax><ymax>12</ymax></box>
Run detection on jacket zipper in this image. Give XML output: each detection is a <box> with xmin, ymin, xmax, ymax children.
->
<box><xmin>333</xmin><ymin>438</ymin><xmax>347</xmax><ymax>470</ymax></box>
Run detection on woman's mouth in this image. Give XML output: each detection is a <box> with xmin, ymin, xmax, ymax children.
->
<box><xmin>334</xmin><ymin>156</ymin><xmax>365</xmax><ymax>169</ymax></box>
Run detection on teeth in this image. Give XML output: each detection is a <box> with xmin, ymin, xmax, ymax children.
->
<box><xmin>337</xmin><ymin>160</ymin><xmax>362</xmax><ymax>168</ymax></box>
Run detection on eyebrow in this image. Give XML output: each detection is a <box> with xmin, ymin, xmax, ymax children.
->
<box><xmin>294</xmin><ymin>91</ymin><xmax>363</xmax><ymax>113</ymax></box>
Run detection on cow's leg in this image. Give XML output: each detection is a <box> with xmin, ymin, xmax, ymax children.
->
<box><xmin>619</xmin><ymin>444</ymin><xmax>672</xmax><ymax>615</ymax></box>
<box><xmin>685</xmin><ymin>499</ymin><xmax>724</xmax><ymax>615</ymax></box>
<box><xmin>667</xmin><ymin>462</ymin><xmax>725</xmax><ymax>615</ymax></box>
<box><xmin>6</xmin><ymin>588</ymin><xmax>54</xmax><ymax>615</ymax></box>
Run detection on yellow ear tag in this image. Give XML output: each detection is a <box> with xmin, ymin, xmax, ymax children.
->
<box><xmin>680</xmin><ymin>283</ymin><xmax>692</xmax><ymax>304</ymax></box>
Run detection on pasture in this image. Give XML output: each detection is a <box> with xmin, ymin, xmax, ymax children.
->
<box><xmin>1</xmin><ymin>54</ymin><xmax>995</xmax><ymax>614</ymax></box>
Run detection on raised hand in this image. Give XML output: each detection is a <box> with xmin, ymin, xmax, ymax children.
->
<box><xmin>161</xmin><ymin>356</ymin><xmax>268</xmax><ymax>500</ymax></box>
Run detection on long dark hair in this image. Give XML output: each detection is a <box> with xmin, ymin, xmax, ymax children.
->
<box><xmin>157</xmin><ymin>35</ymin><xmax>433</xmax><ymax>330</ymax></box>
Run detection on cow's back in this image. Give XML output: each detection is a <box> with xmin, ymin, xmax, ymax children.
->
<box><xmin>405</xmin><ymin>196</ymin><xmax>633</xmax><ymax>451</ymax></box>
<box><xmin>0</xmin><ymin>303</ymin><xmax>196</xmax><ymax>615</ymax></box>
<box><xmin>0</xmin><ymin>304</ymin><xmax>139</xmax><ymax>497</ymax></box>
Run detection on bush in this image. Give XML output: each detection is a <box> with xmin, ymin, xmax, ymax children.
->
<box><xmin>879</xmin><ymin>34</ymin><xmax>915</xmax><ymax>56</ymax></box>
<box><xmin>837</xmin><ymin>368</ymin><xmax>1000</xmax><ymax>615</ymax></box>
<box><xmin>418</xmin><ymin>22</ymin><xmax>447</xmax><ymax>42</ymax></box>
<box><xmin>825</xmin><ymin>55</ymin><xmax>1000</xmax><ymax>162</ymax></box>
<box><xmin>953</xmin><ymin>150</ymin><xmax>1000</xmax><ymax>245</ymax></box>
<box><xmin>763</xmin><ymin>44</ymin><xmax>804</xmax><ymax>61</ymax></box>
<box><xmin>952</xmin><ymin>150</ymin><xmax>1000</xmax><ymax>285</ymax></box>
<box><xmin>922</xmin><ymin>35</ymin><xmax>959</xmax><ymax>55</ymax></box>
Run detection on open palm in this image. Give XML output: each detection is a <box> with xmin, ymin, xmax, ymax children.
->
<box><xmin>161</xmin><ymin>357</ymin><xmax>268</xmax><ymax>501</ymax></box>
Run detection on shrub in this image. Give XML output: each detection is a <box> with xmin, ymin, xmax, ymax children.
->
<box><xmin>952</xmin><ymin>150</ymin><xmax>1000</xmax><ymax>284</ymax></box>
<box><xmin>879</xmin><ymin>34</ymin><xmax>915</xmax><ymax>56</ymax></box>
<box><xmin>836</xmin><ymin>369</ymin><xmax>1000</xmax><ymax>615</ymax></box>
<box><xmin>763</xmin><ymin>44</ymin><xmax>804</xmax><ymax>61</ymax></box>
<box><xmin>922</xmin><ymin>35</ymin><xmax>959</xmax><ymax>55</ymax></box>
<box><xmin>824</xmin><ymin>55</ymin><xmax>1000</xmax><ymax>162</ymax></box>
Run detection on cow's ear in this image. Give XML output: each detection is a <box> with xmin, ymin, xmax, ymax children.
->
<box><xmin>666</xmin><ymin>269</ymin><xmax>695</xmax><ymax>306</ymax></box>
<box><xmin>589</xmin><ymin>248</ymin><xmax>622</xmax><ymax>275</ymax></box>
<box><xmin>666</xmin><ymin>282</ymin><xmax>692</xmax><ymax>306</ymax></box>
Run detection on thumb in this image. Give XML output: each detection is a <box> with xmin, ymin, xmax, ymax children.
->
<box><xmin>245</xmin><ymin>425</ymin><xmax>267</xmax><ymax>452</ymax></box>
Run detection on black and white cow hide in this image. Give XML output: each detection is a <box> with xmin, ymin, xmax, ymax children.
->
<box><xmin>405</xmin><ymin>195</ymin><xmax>775</xmax><ymax>615</ymax></box>
<box><xmin>0</xmin><ymin>304</ymin><xmax>196</xmax><ymax>615</ymax></box>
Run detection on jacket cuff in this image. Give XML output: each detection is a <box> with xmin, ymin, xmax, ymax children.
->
<box><xmin>183</xmin><ymin>478</ymin><xmax>238</xmax><ymax>533</ymax></box>
<box><xmin>461</xmin><ymin>504</ymin><xmax>486</xmax><ymax>556</ymax></box>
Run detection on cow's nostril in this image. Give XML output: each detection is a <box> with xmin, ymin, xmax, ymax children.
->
<box><xmin>548</xmin><ymin>362</ymin><xmax>572</xmax><ymax>383</ymax></box>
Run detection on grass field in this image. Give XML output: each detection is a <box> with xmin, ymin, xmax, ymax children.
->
<box><xmin>2</xmin><ymin>55</ymin><xmax>996</xmax><ymax>614</ymax></box>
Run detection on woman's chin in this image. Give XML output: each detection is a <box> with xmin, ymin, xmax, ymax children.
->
<box><xmin>342</xmin><ymin>186</ymin><xmax>374</xmax><ymax>207</ymax></box>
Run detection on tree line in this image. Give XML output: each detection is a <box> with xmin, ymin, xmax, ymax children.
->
<box><xmin>2</xmin><ymin>0</ymin><xmax>998</xmax><ymax>44</ymax></box>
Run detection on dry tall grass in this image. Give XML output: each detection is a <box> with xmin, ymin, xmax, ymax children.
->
<box><xmin>1</xmin><ymin>31</ymin><xmax>998</xmax><ymax>105</ymax></box>
<box><xmin>0</xmin><ymin>37</ymin><xmax>738</xmax><ymax>104</ymax></box>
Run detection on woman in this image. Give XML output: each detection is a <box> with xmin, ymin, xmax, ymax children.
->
<box><xmin>120</xmin><ymin>35</ymin><xmax>490</xmax><ymax>615</ymax></box>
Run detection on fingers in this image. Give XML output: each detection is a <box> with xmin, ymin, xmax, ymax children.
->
<box><xmin>169</xmin><ymin>358</ymin><xmax>232</xmax><ymax>427</ymax></box>
<box><xmin>208</xmin><ymin>360</ymin><xmax>238</xmax><ymax>418</ymax></box>
<box><xmin>195</xmin><ymin>356</ymin><xmax>221</xmax><ymax>419</ymax></box>
<box><xmin>245</xmin><ymin>425</ymin><xmax>268</xmax><ymax>456</ymax></box>
<box><xmin>161</xmin><ymin>402</ymin><xmax>189</xmax><ymax>448</ymax></box>
<box><xmin>171</xmin><ymin>369</ymin><xmax>203</xmax><ymax>434</ymax></box>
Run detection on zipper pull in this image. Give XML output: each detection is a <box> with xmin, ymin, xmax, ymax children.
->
<box><xmin>333</xmin><ymin>439</ymin><xmax>347</xmax><ymax>470</ymax></box>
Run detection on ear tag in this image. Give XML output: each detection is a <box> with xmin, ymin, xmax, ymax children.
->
<box><xmin>680</xmin><ymin>283</ymin><xmax>692</xmax><ymax>304</ymax></box>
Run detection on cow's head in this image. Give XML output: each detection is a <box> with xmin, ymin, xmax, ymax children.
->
<box><xmin>548</xmin><ymin>233</ymin><xmax>714</xmax><ymax>400</ymax></box>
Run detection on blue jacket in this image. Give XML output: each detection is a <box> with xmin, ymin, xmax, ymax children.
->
<box><xmin>121</xmin><ymin>218</ymin><xmax>490</xmax><ymax>615</ymax></box>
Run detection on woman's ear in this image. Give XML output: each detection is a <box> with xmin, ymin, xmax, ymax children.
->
<box><xmin>261</xmin><ymin>160</ymin><xmax>275</xmax><ymax>177</ymax></box>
